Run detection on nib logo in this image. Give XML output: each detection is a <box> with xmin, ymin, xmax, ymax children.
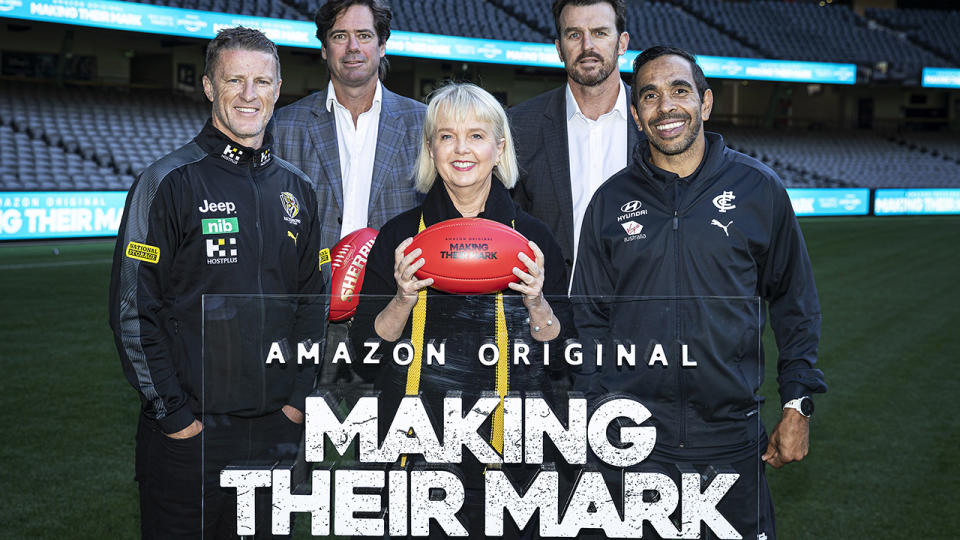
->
<box><xmin>622</xmin><ymin>221</ymin><xmax>643</xmax><ymax>235</ymax></box>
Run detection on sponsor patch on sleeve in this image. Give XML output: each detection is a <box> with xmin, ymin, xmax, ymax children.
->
<box><xmin>126</xmin><ymin>241</ymin><xmax>160</xmax><ymax>264</ymax></box>
<box><xmin>319</xmin><ymin>248</ymin><xmax>331</xmax><ymax>268</ymax></box>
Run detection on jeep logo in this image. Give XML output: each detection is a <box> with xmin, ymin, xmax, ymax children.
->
<box><xmin>198</xmin><ymin>200</ymin><xmax>236</xmax><ymax>214</ymax></box>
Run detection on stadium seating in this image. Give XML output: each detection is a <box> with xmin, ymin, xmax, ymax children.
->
<box><xmin>866</xmin><ymin>7</ymin><xmax>960</xmax><ymax>67</ymax></box>
<box><xmin>119</xmin><ymin>0</ymin><xmax>957</xmax><ymax>76</ymax></box>
<box><xmin>3</xmin><ymin>2</ymin><xmax>958</xmax><ymax>194</ymax></box>
<box><xmin>492</xmin><ymin>0</ymin><xmax>763</xmax><ymax>57</ymax></box>
<box><xmin>0</xmin><ymin>124</ymin><xmax>125</xmax><ymax>191</ymax></box>
<box><xmin>389</xmin><ymin>0</ymin><xmax>549</xmax><ymax>42</ymax></box>
<box><xmin>677</xmin><ymin>0</ymin><xmax>950</xmax><ymax>76</ymax></box>
<box><xmin>624</xmin><ymin>1</ymin><xmax>759</xmax><ymax>58</ymax></box>
<box><xmin>131</xmin><ymin>0</ymin><xmax>304</xmax><ymax>21</ymax></box>
<box><xmin>721</xmin><ymin>126</ymin><xmax>960</xmax><ymax>189</ymax></box>
<box><xmin>890</xmin><ymin>131</ymin><xmax>960</xmax><ymax>164</ymax></box>
<box><xmin>0</xmin><ymin>81</ymin><xmax>207</xmax><ymax>191</ymax></box>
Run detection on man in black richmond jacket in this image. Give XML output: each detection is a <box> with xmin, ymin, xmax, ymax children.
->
<box><xmin>109</xmin><ymin>28</ymin><xmax>325</xmax><ymax>538</ymax></box>
<box><xmin>571</xmin><ymin>46</ymin><xmax>826</xmax><ymax>539</ymax></box>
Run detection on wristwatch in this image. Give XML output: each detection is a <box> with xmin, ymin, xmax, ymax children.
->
<box><xmin>783</xmin><ymin>396</ymin><xmax>814</xmax><ymax>418</ymax></box>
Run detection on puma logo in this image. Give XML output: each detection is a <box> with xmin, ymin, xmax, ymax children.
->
<box><xmin>711</xmin><ymin>219</ymin><xmax>733</xmax><ymax>237</ymax></box>
<box><xmin>287</xmin><ymin>231</ymin><xmax>298</xmax><ymax>245</ymax></box>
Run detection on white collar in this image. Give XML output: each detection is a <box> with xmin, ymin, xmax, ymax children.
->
<box><xmin>565</xmin><ymin>80</ymin><xmax>627</xmax><ymax>122</ymax></box>
<box><xmin>326</xmin><ymin>79</ymin><xmax>383</xmax><ymax>113</ymax></box>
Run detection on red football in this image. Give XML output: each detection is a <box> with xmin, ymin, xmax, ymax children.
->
<box><xmin>329</xmin><ymin>227</ymin><xmax>378</xmax><ymax>322</ymax></box>
<box><xmin>405</xmin><ymin>218</ymin><xmax>533</xmax><ymax>294</ymax></box>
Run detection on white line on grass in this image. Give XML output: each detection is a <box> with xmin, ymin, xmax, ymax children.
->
<box><xmin>0</xmin><ymin>258</ymin><xmax>113</xmax><ymax>270</ymax></box>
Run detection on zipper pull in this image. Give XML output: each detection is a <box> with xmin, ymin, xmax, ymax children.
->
<box><xmin>673</xmin><ymin>211</ymin><xmax>679</xmax><ymax>230</ymax></box>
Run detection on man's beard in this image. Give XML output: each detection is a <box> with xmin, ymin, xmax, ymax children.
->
<box><xmin>565</xmin><ymin>51</ymin><xmax>616</xmax><ymax>87</ymax></box>
<box><xmin>649</xmin><ymin>110</ymin><xmax>702</xmax><ymax>157</ymax></box>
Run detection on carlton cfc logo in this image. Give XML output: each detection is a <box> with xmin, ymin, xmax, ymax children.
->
<box><xmin>713</xmin><ymin>191</ymin><xmax>736</xmax><ymax>213</ymax></box>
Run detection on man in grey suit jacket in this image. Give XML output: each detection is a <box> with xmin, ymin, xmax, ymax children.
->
<box><xmin>271</xmin><ymin>0</ymin><xmax>425</xmax><ymax>385</ymax></box>
<box><xmin>510</xmin><ymin>0</ymin><xmax>641</xmax><ymax>285</ymax></box>
<box><xmin>271</xmin><ymin>0</ymin><xmax>425</xmax><ymax>253</ymax></box>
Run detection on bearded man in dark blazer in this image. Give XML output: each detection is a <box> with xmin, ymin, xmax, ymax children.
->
<box><xmin>510</xmin><ymin>0</ymin><xmax>641</xmax><ymax>285</ymax></box>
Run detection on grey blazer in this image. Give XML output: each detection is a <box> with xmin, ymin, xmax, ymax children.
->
<box><xmin>270</xmin><ymin>86</ymin><xmax>427</xmax><ymax>252</ymax></box>
<box><xmin>509</xmin><ymin>84</ymin><xmax>642</xmax><ymax>281</ymax></box>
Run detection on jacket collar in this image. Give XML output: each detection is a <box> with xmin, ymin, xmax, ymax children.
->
<box><xmin>633</xmin><ymin>131</ymin><xmax>726</xmax><ymax>185</ymax></box>
<box><xmin>421</xmin><ymin>177</ymin><xmax>518</xmax><ymax>227</ymax></box>
<box><xmin>195</xmin><ymin>119</ymin><xmax>273</xmax><ymax>168</ymax></box>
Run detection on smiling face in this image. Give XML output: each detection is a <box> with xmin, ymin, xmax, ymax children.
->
<box><xmin>555</xmin><ymin>2</ymin><xmax>628</xmax><ymax>88</ymax></box>
<box><xmin>321</xmin><ymin>4</ymin><xmax>385</xmax><ymax>90</ymax></box>
<box><xmin>430</xmin><ymin>110</ymin><xmax>505</xmax><ymax>199</ymax></box>
<box><xmin>202</xmin><ymin>48</ymin><xmax>280</xmax><ymax>149</ymax></box>
<box><xmin>631</xmin><ymin>54</ymin><xmax>713</xmax><ymax>164</ymax></box>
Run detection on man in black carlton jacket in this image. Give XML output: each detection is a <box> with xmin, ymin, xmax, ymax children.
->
<box><xmin>109</xmin><ymin>28</ymin><xmax>325</xmax><ymax>538</ymax></box>
<box><xmin>571</xmin><ymin>46</ymin><xmax>826</xmax><ymax>539</ymax></box>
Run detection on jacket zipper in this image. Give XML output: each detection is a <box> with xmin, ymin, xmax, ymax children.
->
<box><xmin>673</xmin><ymin>182</ymin><xmax>686</xmax><ymax>448</ymax></box>
<box><xmin>248</xmin><ymin>162</ymin><xmax>267</xmax><ymax>415</ymax></box>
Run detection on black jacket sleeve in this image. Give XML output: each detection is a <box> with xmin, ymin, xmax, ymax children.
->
<box><xmin>109</xmin><ymin>171</ymin><xmax>196</xmax><ymax>434</ymax></box>
<box><xmin>761</xmin><ymin>181</ymin><xmax>827</xmax><ymax>404</ymax></box>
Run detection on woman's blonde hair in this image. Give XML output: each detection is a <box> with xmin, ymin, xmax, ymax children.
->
<box><xmin>414</xmin><ymin>82</ymin><xmax>519</xmax><ymax>193</ymax></box>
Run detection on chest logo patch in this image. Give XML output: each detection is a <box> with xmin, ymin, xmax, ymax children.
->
<box><xmin>201</xmin><ymin>217</ymin><xmax>238</xmax><ymax>235</ymax></box>
<box><xmin>621</xmin><ymin>220</ymin><xmax>647</xmax><ymax>241</ymax></box>
<box><xmin>221</xmin><ymin>145</ymin><xmax>243</xmax><ymax>165</ymax></box>
<box><xmin>206</xmin><ymin>237</ymin><xmax>238</xmax><ymax>264</ymax></box>
<box><xmin>280</xmin><ymin>192</ymin><xmax>301</xmax><ymax>225</ymax></box>
<box><xmin>126</xmin><ymin>241</ymin><xmax>160</xmax><ymax>264</ymax></box>
<box><xmin>713</xmin><ymin>190</ymin><xmax>736</xmax><ymax>213</ymax></box>
<box><xmin>711</xmin><ymin>219</ymin><xmax>733</xmax><ymax>237</ymax></box>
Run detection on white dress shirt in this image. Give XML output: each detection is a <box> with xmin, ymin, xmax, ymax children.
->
<box><xmin>327</xmin><ymin>80</ymin><xmax>382</xmax><ymax>239</ymax></box>
<box><xmin>566</xmin><ymin>81</ymin><xmax>629</xmax><ymax>271</ymax></box>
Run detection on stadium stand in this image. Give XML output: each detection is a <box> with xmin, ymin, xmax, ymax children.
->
<box><xmin>2</xmin><ymin>2</ymin><xmax>958</xmax><ymax>194</ymax></box>
<box><xmin>890</xmin><ymin>131</ymin><xmax>960</xmax><ymax>164</ymax></box>
<box><xmin>866</xmin><ymin>7</ymin><xmax>960</xmax><ymax>67</ymax></box>
<box><xmin>721</xmin><ymin>126</ymin><xmax>960</xmax><ymax>189</ymax></box>
<box><xmin>491</xmin><ymin>0</ymin><xmax>762</xmax><ymax>57</ymax></box>
<box><xmin>126</xmin><ymin>0</ymin><xmax>553</xmax><ymax>42</ymax></box>
<box><xmin>389</xmin><ymin>0</ymin><xmax>550</xmax><ymax>42</ymax></box>
<box><xmin>120</xmin><ymin>0</ymin><xmax>958</xmax><ymax>74</ymax></box>
<box><xmin>623</xmin><ymin>1</ymin><xmax>759</xmax><ymax>58</ymax></box>
<box><xmin>131</xmin><ymin>0</ymin><xmax>304</xmax><ymax>21</ymax></box>
<box><xmin>0</xmin><ymin>124</ymin><xmax>121</xmax><ymax>191</ymax></box>
<box><xmin>0</xmin><ymin>81</ymin><xmax>207</xmax><ymax>191</ymax></box>
<box><xmin>677</xmin><ymin>0</ymin><xmax>952</xmax><ymax>77</ymax></box>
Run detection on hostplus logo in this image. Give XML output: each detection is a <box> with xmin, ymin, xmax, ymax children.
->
<box><xmin>221</xmin><ymin>145</ymin><xmax>243</xmax><ymax>165</ymax></box>
<box><xmin>617</xmin><ymin>199</ymin><xmax>648</xmax><ymax>222</ymax></box>
<box><xmin>206</xmin><ymin>238</ymin><xmax>238</xmax><ymax>265</ymax></box>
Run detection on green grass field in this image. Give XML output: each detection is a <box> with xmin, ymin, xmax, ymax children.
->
<box><xmin>1</xmin><ymin>216</ymin><xmax>958</xmax><ymax>538</ymax></box>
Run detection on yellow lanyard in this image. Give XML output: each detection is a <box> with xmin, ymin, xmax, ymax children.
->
<box><xmin>402</xmin><ymin>214</ymin><xmax>511</xmax><ymax>466</ymax></box>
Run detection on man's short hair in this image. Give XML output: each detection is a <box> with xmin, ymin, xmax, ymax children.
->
<box><xmin>414</xmin><ymin>82</ymin><xmax>519</xmax><ymax>194</ymax></box>
<box><xmin>552</xmin><ymin>0</ymin><xmax>626</xmax><ymax>38</ymax></box>
<box><xmin>630</xmin><ymin>45</ymin><xmax>710</xmax><ymax>108</ymax></box>
<box><xmin>204</xmin><ymin>26</ymin><xmax>280</xmax><ymax>80</ymax></box>
<box><xmin>315</xmin><ymin>0</ymin><xmax>392</xmax><ymax>80</ymax></box>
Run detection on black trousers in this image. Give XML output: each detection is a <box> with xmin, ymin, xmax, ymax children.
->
<box><xmin>135</xmin><ymin>410</ymin><xmax>301</xmax><ymax>539</ymax></box>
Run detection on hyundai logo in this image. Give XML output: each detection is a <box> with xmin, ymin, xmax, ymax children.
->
<box><xmin>621</xmin><ymin>200</ymin><xmax>642</xmax><ymax>213</ymax></box>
